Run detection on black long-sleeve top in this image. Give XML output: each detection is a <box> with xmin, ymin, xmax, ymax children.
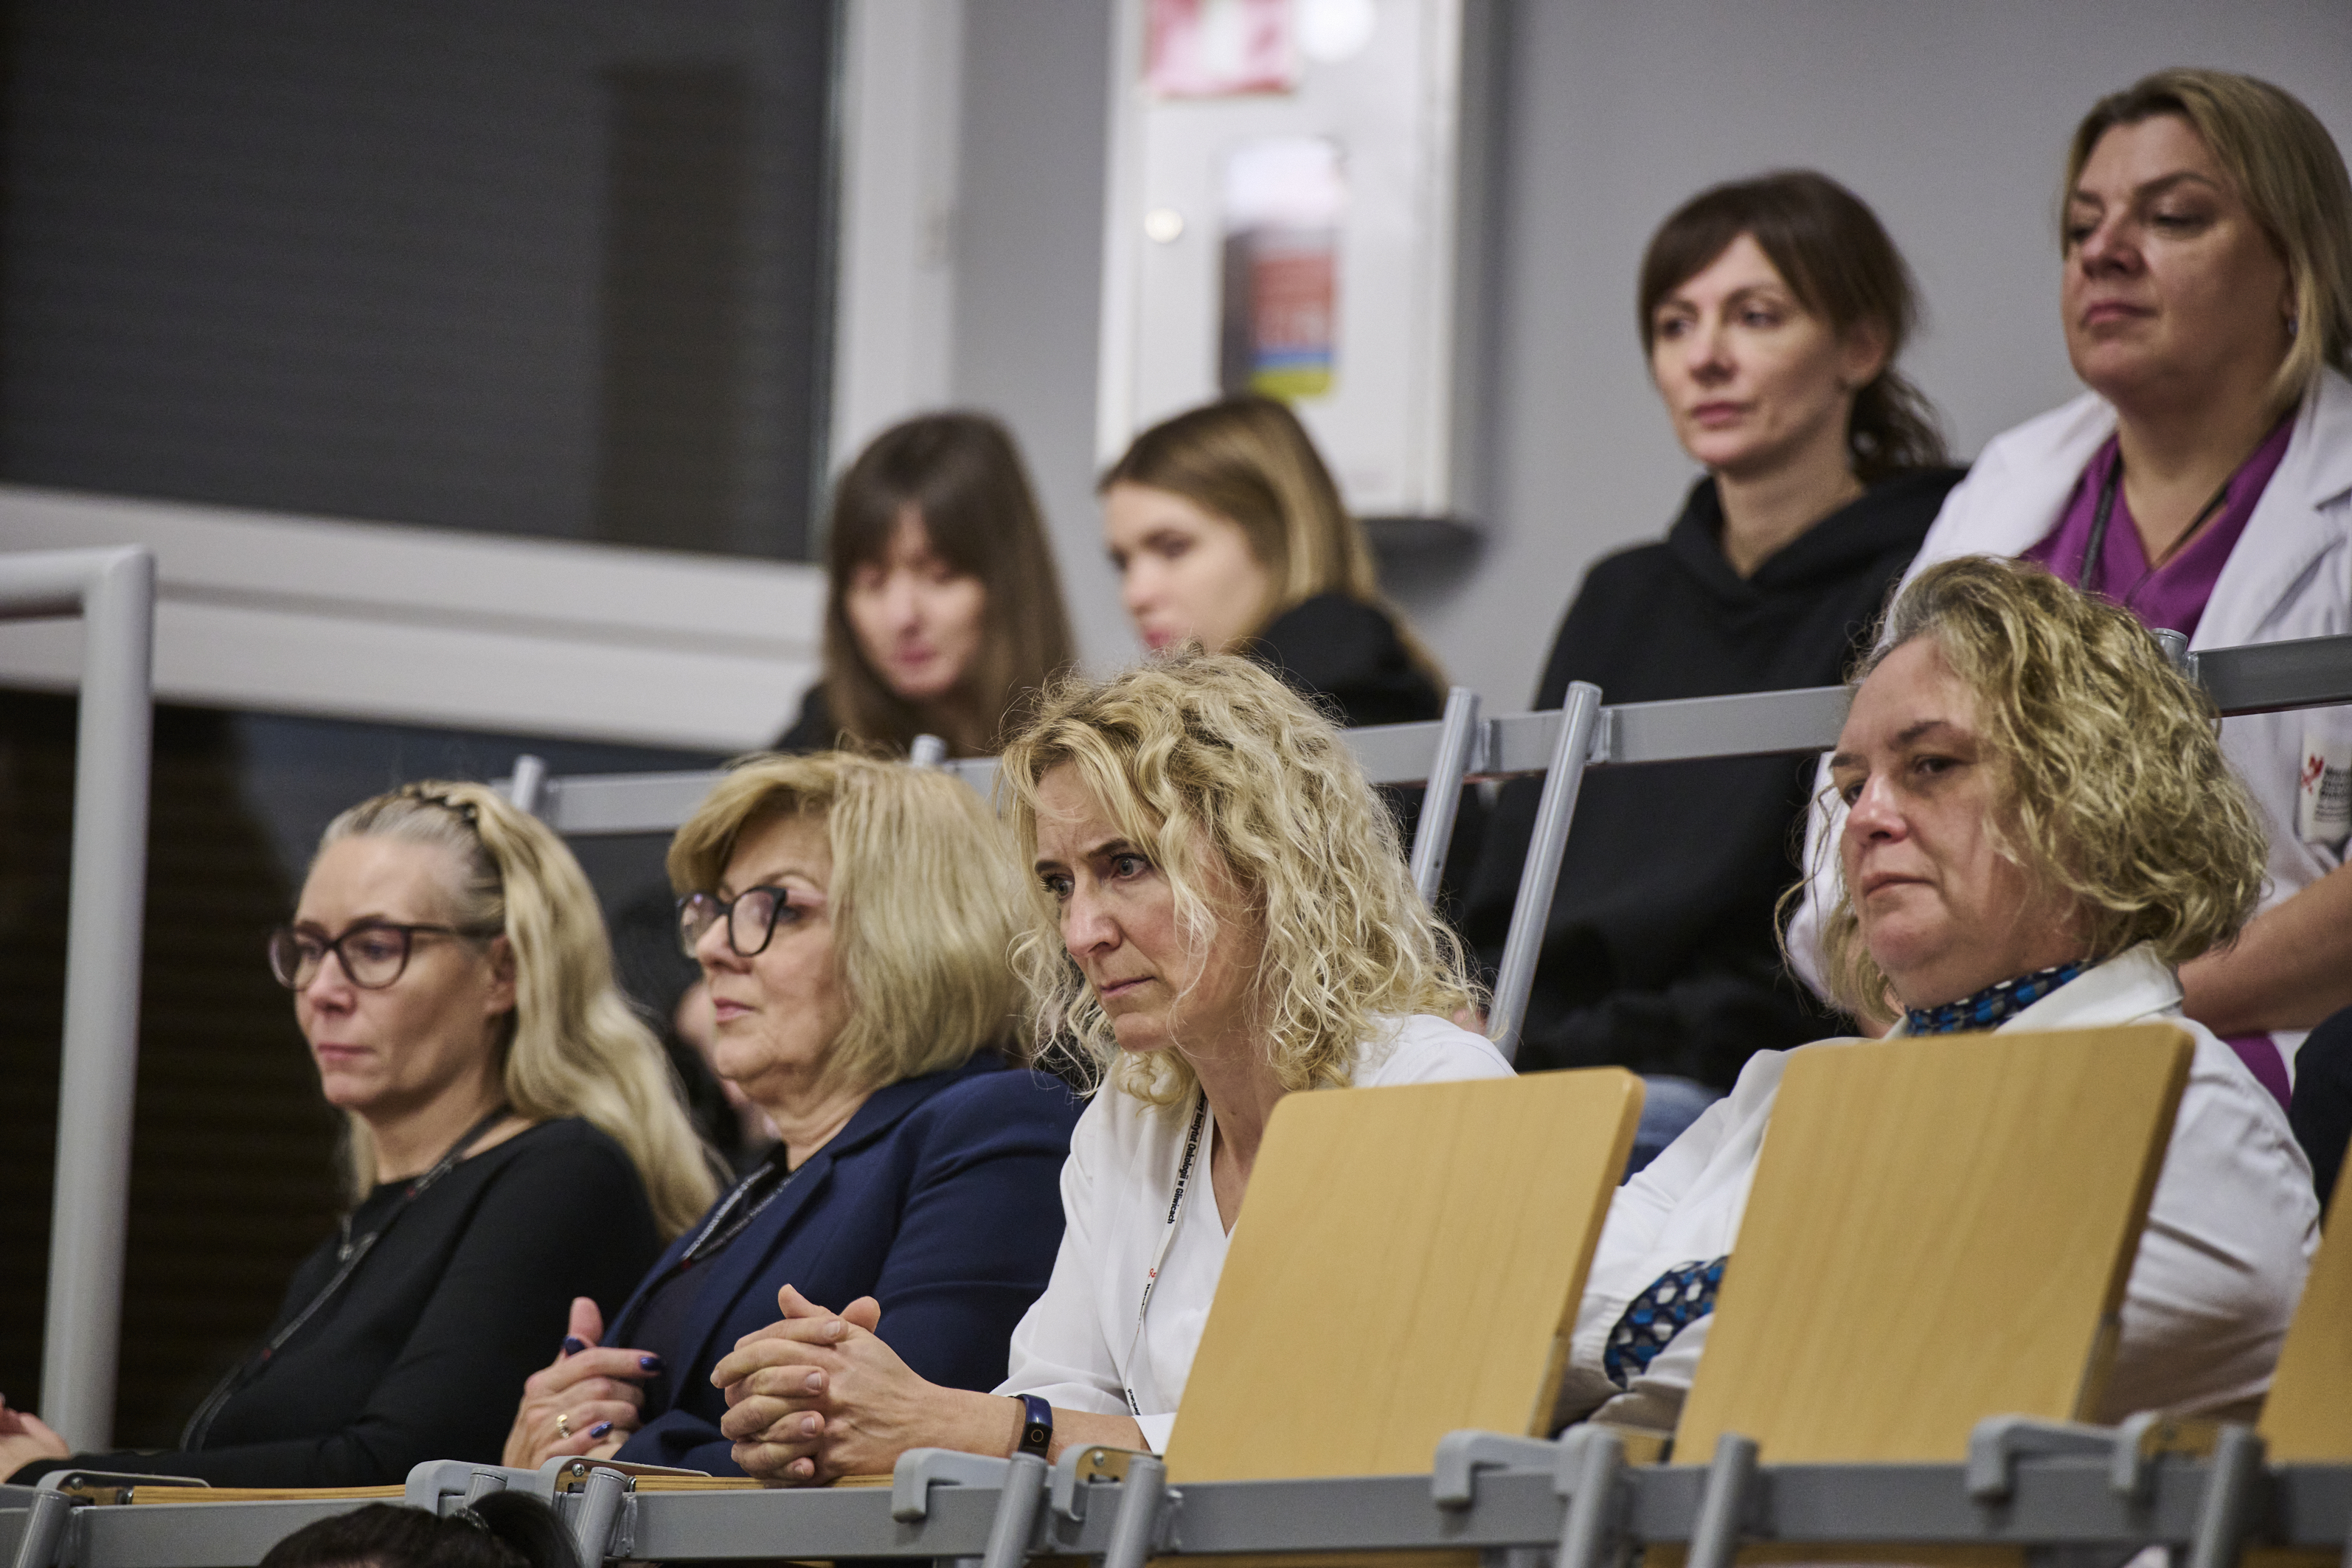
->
<box><xmin>13</xmin><ymin>1117</ymin><xmax>660</xmax><ymax>1487</ymax></box>
<box><xmin>1459</xmin><ymin>468</ymin><xmax>1962</xmax><ymax>1086</ymax></box>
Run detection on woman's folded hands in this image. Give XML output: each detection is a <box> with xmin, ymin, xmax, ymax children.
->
<box><xmin>502</xmin><ymin>1297</ymin><xmax>656</xmax><ymax>1468</ymax></box>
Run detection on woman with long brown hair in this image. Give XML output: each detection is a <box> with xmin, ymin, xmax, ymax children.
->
<box><xmin>780</xmin><ymin>412</ymin><xmax>1077</xmax><ymax>758</ymax></box>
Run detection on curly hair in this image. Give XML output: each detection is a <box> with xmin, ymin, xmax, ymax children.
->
<box><xmin>999</xmin><ymin>654</ymin><xmax>1481</xmax><ymax>1108</ymax></box>
<box><xmin>319</xmin><ymin>783</ymin><xmax>719</xmax><ymax>1237</ymax></box>
<box><xmin>666</xmin><ymin>752</ymin><xmax>1030</xmax><ymax>1095</ymax></box>
<box><xmin>1812</xmin><ymin>557</ymin><xmax>2269</xmax><ymax>1018</ymax></box>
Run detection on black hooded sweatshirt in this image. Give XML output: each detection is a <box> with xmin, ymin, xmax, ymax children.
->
<box><xmin>1459</xmin><ymin>467</ymin><xmax>1963</xmax><ymax>1087</ymax></box>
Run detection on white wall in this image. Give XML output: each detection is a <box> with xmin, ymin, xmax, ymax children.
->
<box><xmin>1417</xmin><ymin>0</ymin><xmax>2352</xmax><ymax>705</ymax></box>
<box><xmin>943</xmin><ymin>0</ymin><xmax>2352</xmax><ymax>698</ymax></box>
<box><xmin>950</xmin><ymin>2</ymin><xmax>1131</xmax><ymax>670</ymax></box>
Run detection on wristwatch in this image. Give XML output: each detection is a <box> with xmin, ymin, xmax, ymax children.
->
<box><xmin>1013</xmin><ymin>1392</ymin><xmax>1054</xmax><ymax>1457</ymax></box>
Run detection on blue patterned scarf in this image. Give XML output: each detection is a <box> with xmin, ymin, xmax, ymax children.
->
<box><xmin>1903</xmin><ymin>962</ymin><xmax>2086</xmax><ymax>1035</ymax></box>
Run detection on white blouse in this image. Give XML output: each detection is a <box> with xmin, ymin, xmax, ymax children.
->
<box><xmin>1555</xmin><ymin>946</ymin><xmax>2320</xmax><ymax>1433</ymax></box>
<box><xmin>999</xmin><ymin>1015</ymin><xmax>1513</xmax><ymax>1451</ymax></box>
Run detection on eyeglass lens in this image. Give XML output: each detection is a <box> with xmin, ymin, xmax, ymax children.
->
<box><xmin>268</xmin><ymin>924</ymin><xmax>415</xmax><ymax>991</ymax></box>
<box><xmin>677</xmin><ymin>888</ymin><xmax>785</xmax><ymax>958</ymax></box>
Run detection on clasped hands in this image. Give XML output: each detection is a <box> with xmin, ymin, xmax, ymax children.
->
<box><xmin>711</xmin><ymin>1284</ymin><xmax>941</xmax><ymax>1485</ymax></box>
<box><xmin>501</xmin><ymin>1297</ymin><xmax>662</xmax><ymax>1468</ymax></box>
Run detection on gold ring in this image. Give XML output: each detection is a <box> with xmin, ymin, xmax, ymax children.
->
<box><xmin>557</xmin><ymin>1412</ymin><xmax>572</xmax><ymax>1439</ymax></box>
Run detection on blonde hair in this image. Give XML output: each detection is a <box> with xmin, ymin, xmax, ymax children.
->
<box><xmin>999</xmin><ymin>654</ymin><xmax>1481</xmax><ymax>1109</ymax></box>
<box><xmin>1100</xmin><ymin>396</ymin><xmax>1446</xmax><ymax>685</ymax></box>
<box><xmin>2064</xmin><ymin>68</ymin><xmax>2352</xmax><ymax>406</ymax></box>
<box><xmin>1811</xmin><ymin>558</ymin><xmax>2269</xmax><ymax>1019</ymax></box>
<box><xmin>318</xmin><ymin>783</ymin><xmax>719</xmax><ymax>1238</ymax></box>
<box><xmin>665</xmin><ymin>752</ymin><xmax>1029</xmax><ymax>1096</ymax></box>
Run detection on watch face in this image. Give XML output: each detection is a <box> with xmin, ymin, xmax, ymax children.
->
<box><xmin>1024</xmin><ymin>1419</ymin><xmax>1053</xmax><ymax>1450</ymax></box>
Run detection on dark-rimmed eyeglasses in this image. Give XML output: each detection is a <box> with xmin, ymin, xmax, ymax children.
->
<box><xmin>267</xmin><ymin>921</ymin><xmax>493</xmax><ymax>991</ymax></box>
<box><xmin>676</xmin><ymin>888</ymin><xmax>801</xmax><ymax>959</ymax></box>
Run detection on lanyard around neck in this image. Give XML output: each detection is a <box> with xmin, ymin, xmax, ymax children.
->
<box><xmin>2079</xmin><ymin>448</ymin><xmax>2235</xmax><ymax>599</ymax></box>
<box><xmin>183</xmin><ymin>1102</ymin><xmax>513</xmax><ymax>1449</ymax></box>
<box><xmin>1121</xmin><ymin>1092</ymin><xmax>1210</xmax><ymax>1418</ymax></box>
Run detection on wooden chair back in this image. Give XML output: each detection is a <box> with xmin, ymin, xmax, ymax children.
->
<box><xmin>1162</xmin><ymin>1068</ymin><xmax>1643</xmax><ymax>1482</ymax></box>
<box><xmin>1673</xmin><ymin>1024</ymin><xmax>2193</xmax><ymax>1465</ymax></box>
<box><xmin>2259</xmin><ymin>1148</ymin><xmax>2352</xmax><ymax>1461</ymax></box>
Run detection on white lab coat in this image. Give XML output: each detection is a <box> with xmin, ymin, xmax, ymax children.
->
<box><xmin>1556</xmin><ymin>946</ymin><xmax>2319</xmax><ymax>1434</ymax></box>
<box><xmin>1789</xmin><ymin>370</ymin><xmax>2352</xmax><ymax>1063</ymax></box>
<box><xmin>997</xmin><ymin>1015</ymin><xmax>1513</xmax><ymax>1452</ymax></box>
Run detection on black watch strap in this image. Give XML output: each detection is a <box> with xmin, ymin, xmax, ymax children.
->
<box><xmin>1014</xmin><ymin>1392</ymin><xmax>1053</xmax><ymax>1457</ymax></box>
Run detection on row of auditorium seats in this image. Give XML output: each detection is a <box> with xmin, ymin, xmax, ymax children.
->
<box><xmin>9</xmin><ymin>628</ymin><xmax>2352</xmax><ymax>1567</ymax></box>
<box><xmin>5</xmin><ymin>1018</ymin><xmax>2348</xmax><ymax>1567</ymax></box>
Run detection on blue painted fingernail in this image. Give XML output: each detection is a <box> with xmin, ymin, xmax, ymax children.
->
<box><xmin>589</xmin><ymin>1421</ymin><xmax>612</xmax><ymax>1438</ymax></box>
<box><xmin>562</xmin><ymin>1336</ymin><xmax>589</xmax><ymax>1355</ymax></box>
<box><xmin>639</xmin><ymin>1354</ymin><xmax>665</xmax><ymax>1373</ymax></box>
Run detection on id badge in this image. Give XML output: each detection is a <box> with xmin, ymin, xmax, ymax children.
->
<box><xmin>2299</xmin><ymin>712</ymin><xmax>2352</xmax><ymax>850</ymax></box>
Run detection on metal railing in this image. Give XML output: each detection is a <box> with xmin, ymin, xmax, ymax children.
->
<box><xmin>2</xmin><ymin>547</ymin><xmax>158</xmax><ymax>1452</ymax></box>
<box><xmin>496</xmin><ymin>631</ymin><xmax>2352</xmax><ymax>1061</ymax></box>
<box><xmin>1</xmin><ymin>1418</ymin><xmax>2344</xmax><ymax>1568</ymax></box>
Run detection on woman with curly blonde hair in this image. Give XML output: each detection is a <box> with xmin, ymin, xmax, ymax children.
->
<box><xmin>706</xmin><ymin>656</ymin><xmax>1509</xmax><ymax>1479</ymax></box>
<box><xmin>1555</xmin><ymin>557</ymin><xmax>2317</xmax><ymax>1438</ymax></box>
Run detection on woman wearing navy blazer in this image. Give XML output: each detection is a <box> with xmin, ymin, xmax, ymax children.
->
<box><xmin>498</xmin><ymin>753</ymin><xmax>1081</xmax><ymax>1476</ymax></box>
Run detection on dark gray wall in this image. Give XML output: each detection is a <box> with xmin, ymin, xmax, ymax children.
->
<box><xmin>0</xmin><ymin>1</ymin><xmax>833</xmax><ymax>557</ymax></box>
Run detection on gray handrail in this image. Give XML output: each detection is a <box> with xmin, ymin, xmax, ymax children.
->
<box><xmin>499</xmin><ymin>633</ymin><xmax>2352</xmax><ymax>837</ymax></box>
<box><xmin>1485</xmin><ymin>682</ymin><xmax>1603</xmax><ymax>1062</ymax></box>
<box><xmin>1409</xmin><ymin>686</ymin><xmax>1482</xmax><ymax>908</ymax></box>
<box><xmin>1</xmin><ymin>547</ymin><xmax>157</xmax><ymax>1451</ymax></box>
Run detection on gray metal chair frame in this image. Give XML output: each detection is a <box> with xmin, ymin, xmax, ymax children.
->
<box><xmin>4</xmin><ymin>1416</ymin><xmax>2346</xmax><ymax>1568</ymax></box>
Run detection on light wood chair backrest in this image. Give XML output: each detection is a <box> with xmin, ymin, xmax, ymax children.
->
<box><xmin>1163</xmin><ymin>1068</ymin><xmax>1643</xmax><ymax>1483</ymax></box>
<box><xmin>2259</xmin><ymin>1149</ymin><xmax>2352</xmax><ymax>1461</ymax></box>
<box><xmin>1674</xmin><ymin>1024</ymin><xmax>2193</xmax><ymax>1465</ymax></box>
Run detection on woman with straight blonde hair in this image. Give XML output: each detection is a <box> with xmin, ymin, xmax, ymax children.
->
<box><xmin>3</xmin><ymin>781</ymin><xmax>710</xmax><ymax>1488</ymax></box>
<box><xmin>1101</xmin><ymin>395</ymin><xmax>1446</xmax><ymax>728</ymax></box>
<box><xmin>704</xmin><ymin>656</ymin><xmax>1510</xmax><ymax>1481</ymax></box>
<box><xmin>499</xmin><ymin>753</ymin><xmax>1080</xmax><ymax>1477</ymax></box>
<box><xmin>1790</xmin><ymin>69</ymin><xmax>2352</xmax><ymax>1096</ymax></box>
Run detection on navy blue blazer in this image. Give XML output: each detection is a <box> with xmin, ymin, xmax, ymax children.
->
<box><xmin>607</xmin><ymin>1054</ymin><xmax>1081</xmax><ymax>1474</ymax></box>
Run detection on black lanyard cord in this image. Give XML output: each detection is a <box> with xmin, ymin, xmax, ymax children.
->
<box><xmin>181</xmin><ymin>1103</ymin><xmax>513</xmax><ymax>1449</ymax></box>
<box><xmin>2078</xmin><ymin>451</ymin><xmax>2239</xmax><ymax>598</ymax></box>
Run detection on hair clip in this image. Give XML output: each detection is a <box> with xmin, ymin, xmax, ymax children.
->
<box><xmin>445</xmin><ymin>1504</ymin><xmax>493</xmax><ymax>1533</ymax></box>
<box><xmin>402</xmin><ymin>785</ymin><xmax>482</xmax><ymax>828</ymax></box>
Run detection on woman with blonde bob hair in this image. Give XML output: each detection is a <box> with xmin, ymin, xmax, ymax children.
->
<box><xmin>1559</xmin><ymin>558</ymin><xmax>2317</xmax><ymax>1438</ymax></box>
<box><xmin>1793</xmin><ymin>69</ymin><xmax>2352</xmax><ymax>1099</ymax></box>
<box><xmin>499</xmin><ymin>753</ymin><xmax>1081</xmax><ymax>1477</ymax></box>
<box><xmin>706</xmin><ymin>656</ymin><xmax>1510</xmax><ymax>1480</ymax></box>
<box><xmin>4</xmin><ymin>781</ymin><xmax>712</xmax><ymax>1487</ymax></box>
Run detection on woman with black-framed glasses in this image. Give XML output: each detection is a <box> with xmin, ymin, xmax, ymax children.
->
<box><xmin>495</xmin><ymin>751</ymin><xmax>1080</xmax><ymax>1477</ymax></box>
<box><xmin>2</xmin><ymin>781</ymin><xmax>715</xmax><ymax>1488</ymax></box>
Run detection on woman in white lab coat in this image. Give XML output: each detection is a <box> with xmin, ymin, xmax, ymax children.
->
<box><xmin>1791</xmin><ymin>69</ymin><xmax>2352</xmax><ymax>1089</ymax></box>
<box><xmin>1566</xmin><ymin>557</ymin><xmax>2317</xmax><ymax>1436</ymax></box>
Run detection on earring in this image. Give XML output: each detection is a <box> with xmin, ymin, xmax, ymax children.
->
<box><xmin>2288</xmin><ymin>314</ymin><xmax>2300</xmax><ymax>341</ymax></box>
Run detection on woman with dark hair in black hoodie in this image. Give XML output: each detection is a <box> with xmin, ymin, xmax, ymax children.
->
<box><xmin>1460</xmin><ymin>172</ymin><xmax>1963</xmax><ymax>1145</ymax></box>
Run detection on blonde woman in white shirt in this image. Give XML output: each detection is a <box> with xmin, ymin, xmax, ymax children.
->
<box><xmin>1560</xmin><ymin>556</ymin><xmax>2318</xmax><ymax>1436</ymax></box>
<box><xmin>709</xmin><ymin>654</ymin><xmax>1510</xmax><ymax>1480</ymax></box>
